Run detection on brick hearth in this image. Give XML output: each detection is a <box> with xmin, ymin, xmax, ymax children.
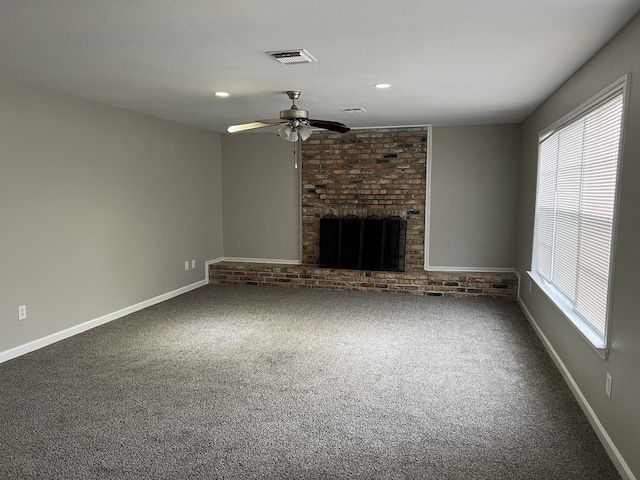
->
<box><xmin>210</xmin><ymin>262</ymin><xmax>518</xmax><ymax>299</ymax></box>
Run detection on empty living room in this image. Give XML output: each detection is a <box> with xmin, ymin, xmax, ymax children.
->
<box><xmin>1</xmin><ymin>2</ymin><xmax>640</xmax><ymax>479</ymax></box>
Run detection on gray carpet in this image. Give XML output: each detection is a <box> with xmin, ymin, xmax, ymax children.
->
<box><xmin>0</xmin><ymin>285</ymin><xmax>620</xmax><ymax>479</ymax></box>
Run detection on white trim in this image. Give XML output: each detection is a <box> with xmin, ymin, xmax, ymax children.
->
<box><xmin>426</xmin><ymin>266</ymin><xmax>515</xmax><ymax>274</ymax></box>
<box><xmin>223</xmin><ymin>257</ymin><xmax>302</xmax><ymax>265</ymax></box>
<box><xmin>0</xmin><ymin>279</ymin><xmax>207</xmax><ymax>365</ymax></box>
<box><xmin>423</xmin><ymin>125</ymin><xmax>515</xmax><ymax>275</ymax></box>
<box><xmin>603</xmin><ymin>74</ymin><xmax>629</xmax><ymax>355</ymax></box>
<box><xmin>345</xmin><ymin>124</ymin><xmax>432</xmax><ymax>131</ymax></box>
<box><xmin>539</xmin><ymin>75</ymin><xmax>629</xmax><ymax>139</ymax></box>
<box><xmin>532</xmin><ymin>75</ymin><xmax>629</xmax><ymax>356</ymax></box>
<box><xmin>517</xmin><ymin>293</ymin><xmax>636</xmax><ymax>480</ymax></box>
<box><xmin>424</xmin><ymin>126</ymin><xmax>433</xmax><ymax>270</ymax></box>
<box><xmin>528</xmin><ymin>270</ymin><xmax>608</xmax><ymax>358</ymax></box>
<box><xmin>514</xmin><ymin>269</ymin><xmax>522</xmax><ymax>299</ymax></box>
<box><xmin>298</xmin><ymin>144</ymin><xmax>303</xmax><ymax>264</ymax></box>
<box><xmin>205</xmin><ymin>257</ymin><xmax>225</xmax><ymax>282</ymax></box>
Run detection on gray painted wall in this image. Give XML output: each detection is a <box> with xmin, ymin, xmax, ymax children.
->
<box><xmin>429</xmin><ymin>125</ymin><xmax>520</xmax><ymax>270</ymax></box>
<box><xmin>221</xmin><ymin>126</ymin><xmax>521</xmax><ymax>270</ymax></box>
<box><xmin>0</xmin><ymin>78</ymin><xmax>223</xmax><ymax>354</ymax></box>
<box><xmin>516</xmin><ymin>13</ymin><xmax>640</xmax><ymax>478</ymax></box>
<box><xmin>221</xmin><ymin>133</ymin><xmax>300</xmax><ymax>262</ymax></box>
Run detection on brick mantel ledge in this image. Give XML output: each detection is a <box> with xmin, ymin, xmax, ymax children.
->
<box><xmin>209</xmin><ymin>262</ymin><xmax>517</xmax><ymax>299</ymax></box>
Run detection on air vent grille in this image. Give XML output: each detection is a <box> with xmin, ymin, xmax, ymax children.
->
<box><xmin>266</xmin><ymin>49</ymin><xmax>317</xmax><ymax>65</ymax></box>
<box><xmin>340</xmin><ymin>107</ymin><xmax>367</xmax><ymax>113</ymax></box>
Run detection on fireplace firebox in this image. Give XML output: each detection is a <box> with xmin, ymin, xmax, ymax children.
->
<box><xmin>319</xmin><ymin>214</ymin><xmax>406</xmax><ymax>272</ymax></box>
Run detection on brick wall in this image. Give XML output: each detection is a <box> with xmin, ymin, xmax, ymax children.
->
<box><xmin>301</xmin><ymin>127</ymin><xmax>427</xmax><ymax>270</ymax></box>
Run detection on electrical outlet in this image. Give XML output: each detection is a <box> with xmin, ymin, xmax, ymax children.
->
<box><xmin>184</xmin><ymin>261</ymin><xmax>189</xmax><ymax>271</ymax></box>
<box><xmin>191</xmin><ymin>259</ymin><xmax>196</xmax><ymax>269</ymax></box>
<box><xmin>605</xmin><ymin>373</ymin><xmax>613</xmax><ymax>398</ymax></box>
<box><xmin>18</xmin><ymin>305</ymin><xmax>27</xmax><ymax>321</ymax></box>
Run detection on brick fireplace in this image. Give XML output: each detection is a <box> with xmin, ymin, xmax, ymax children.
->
<box><xmin>301</xmin><ymin>127</ymin><xmax>427</xmax><ymax>270</ymax></box>
<box><xmin>210</xmin><ymin>126</ymin><xmax>517</xmax><ymax>299</ymax></box>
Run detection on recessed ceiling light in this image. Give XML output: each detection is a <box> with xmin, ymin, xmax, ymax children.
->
<box><xmin>375</xmin><ymin>83</ymin><xmax>391</xmax><ymax>89</ymax></box>
<box><xmin>215</xmin><ymin>91</ymin><xmax>230</xmax><ymax>97</ymax></box>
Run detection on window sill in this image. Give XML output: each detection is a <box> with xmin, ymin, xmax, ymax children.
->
<box><xmin>527</xmin><ymin>271</ymin><xmax>608</xmax><ymax>359</ymax></box>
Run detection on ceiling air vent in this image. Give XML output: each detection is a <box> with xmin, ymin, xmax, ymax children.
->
<box><xmin>266</xmin><ymin>49</ymin><xmax>317</xmax><ymax>65</ymax></box>
<box><xmin>340</xmin><ymin>107</ymin><xmax>367</xmax><ymax>113</ymax></box>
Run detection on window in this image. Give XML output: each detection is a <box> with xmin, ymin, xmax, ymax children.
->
<box><xmin>530</xmin><ymin>77</ymin><xmax>626</xmax><ymax>353</ymax></box>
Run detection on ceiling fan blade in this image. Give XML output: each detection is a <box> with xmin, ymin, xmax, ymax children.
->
<box><xmin>308</xmin><ymin>119</ymin><xmax>350</xmax><ymax>133</ymax></box>
<box><xmin>256</xmin><ymin>119</ymin><xmax>286</xmax><ymax>125</ymax></box>
<box><xmin>227</xmin><ymin>120</ymin><xmax>284</xmax><ymax>133</ymax></box>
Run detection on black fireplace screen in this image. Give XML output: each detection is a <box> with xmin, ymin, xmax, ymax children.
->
<box><xmin>319</xmin><ymin>214</ymin><xmax>406</xmax><ymax>272</ymax></box>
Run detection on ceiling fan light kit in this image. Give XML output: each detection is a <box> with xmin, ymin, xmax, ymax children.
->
<box><xmin>278</xmin><ymin>123</ymin><xmax>312</xmax><ymax>142</ymax></box>
<box><xmin>227</xmin><ymin>90</ymin><xmax>350</xmax><ymax>142</ymax></box>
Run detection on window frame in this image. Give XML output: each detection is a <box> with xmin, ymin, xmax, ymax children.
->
<box><xmin>528</xmin><ymin>75</ymin><xmax>628</xmax><ymax>358</ymax></box>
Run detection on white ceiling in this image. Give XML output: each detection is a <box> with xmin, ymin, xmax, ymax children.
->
<box><xmin>1</xmin><ymin>1</ymin><xmax>639</xmax><ymax>133</ymax></box>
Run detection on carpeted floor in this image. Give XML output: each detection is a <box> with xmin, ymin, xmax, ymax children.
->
<box><xmin>0</xmin><ymin>285</ymin><xmax>620</xmax><ymax>479</ymax></box>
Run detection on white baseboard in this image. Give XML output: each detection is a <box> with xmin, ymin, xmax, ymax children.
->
<box><xmin>517</xmin><ymin>296</ymin><xmax>636</xmax><ymax>480</ymax></box>
<box><xmin>0</xmin><ymin>279</ymin><xmax>208</xmax><ymax>365</ymax></box>
<box><xmin>222</xmin><ymin>257</ymin><xmax>302</xmax><ymax>265</ymax></box>
<box><xmin>424</xmin><ymin>265</ymin><xmax>516</xmax><ymax>273</ymax></box>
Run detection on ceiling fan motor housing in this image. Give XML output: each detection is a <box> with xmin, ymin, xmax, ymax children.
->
<box><xmin>280</xmin><ymin>90</ymin><xmax>309</xmax><ymax>121</ymax></box>
<box><xmin>280</xmin><ymin>108</ymin><xmax>309</xmax><ymax>121</ymax></box>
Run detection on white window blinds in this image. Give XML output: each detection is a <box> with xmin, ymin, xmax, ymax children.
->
<box><xmin>534</xmin><ymin>90</ymin><xmax>623</xmax><ymax>342</ymax></box>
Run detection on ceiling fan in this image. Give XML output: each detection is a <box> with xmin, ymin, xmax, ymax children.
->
<box><xmin>227</xmin><ymin>91</ymin><xmax>350</xmax><ymax>142</ymax></box>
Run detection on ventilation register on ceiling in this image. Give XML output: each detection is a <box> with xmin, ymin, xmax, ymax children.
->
<box><xmin>266</xmin><ymin>49</ymin><xmax>317</xmax><ymax>65</ymax></box>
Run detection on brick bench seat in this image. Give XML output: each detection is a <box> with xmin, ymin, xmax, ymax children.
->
<box><xmin>209</xmin><ymin>262</ymin><xmax>517</xmax><ymax>299</ymax></box>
